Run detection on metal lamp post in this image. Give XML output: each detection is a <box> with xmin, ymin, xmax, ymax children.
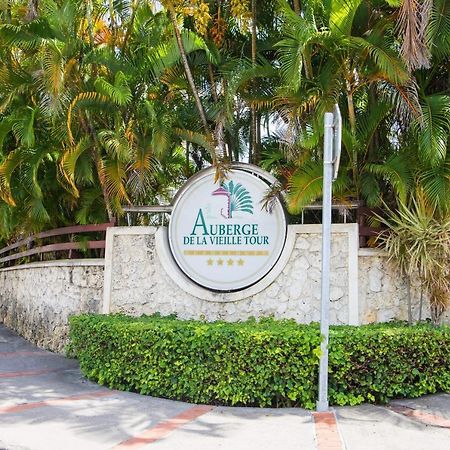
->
<box><xmin>317</xmin><ymin>104</ymin><xmax>342</xmax><ymax>412</ymax></box>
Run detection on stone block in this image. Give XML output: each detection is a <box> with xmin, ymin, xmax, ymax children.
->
<box><xmin>294</xmin><ymin>256</ymin><xmax>310</xmax><ymax>271</ymax></box>
<box><xmin>330</xmin><ymin>287</ymin><xmax>344</xmax><ymax>301</ymax></box>
<box><xmin>295</xmin><ymin>237</ymin><xmax>310</xmax><ymax>250</ymax></box>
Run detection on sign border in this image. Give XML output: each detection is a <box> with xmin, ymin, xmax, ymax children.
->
<box><xmin>168</xmin><ymin>163</ymin><xmax>287</xmax><ymax>292</ymax></box>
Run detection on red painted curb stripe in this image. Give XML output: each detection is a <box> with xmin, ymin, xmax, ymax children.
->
<box><xmin>390</xmin><ymin>406</ymin><xmax>450</xmax><ymax>428</ymax></box>
<box><xmin>0</xmin><ymin>390</ymin><xmax>114</xmax><ymax>414</ymax></box>
<box><xmin>112</xmin><ymin>405</ymin><xmax>215</xmax><ymax>449</ymax></box>
<box><xmin>0</xmin><ymin>351</ymin><xmax>54</xmax><ymax>357</ymax></box>
<box><xmin>0</xmin><ymin>368</ymin><xmax>69</xmax><ymax>378</ymax></box>
<box><xmin>312</xmin><ymin>411</ymin><xmax>343</xmax><ymax>450</ymax></box>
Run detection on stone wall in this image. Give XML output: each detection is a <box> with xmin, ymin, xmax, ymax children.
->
<box><xmin>1</xmin><ymin>225</ymin><xmax>447</xmax><ymax>353</ymax></box>
<box><xmin>358</xmin><ymin>249</ymin><xmax>416</xmax><ymax>323</ymax></box>
<box><xmin>0</xmin><ymin>260</ymin><xmax>103</xmax><ymax>352</ymax></box>
<box><xmin>359</xmin><ymin>249</ymin><xmax>450</xmax><ymax>325</ymax></box>
<box><xmin>103</xmin><ymin>225</ymin><xmax>359</xmax><ymax>325</ymax></box>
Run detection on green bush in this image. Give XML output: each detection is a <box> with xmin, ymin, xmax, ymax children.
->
<box><xmin>68</xmin><ymin>314</ymin><xmax>450</xmax><ymax>408</ymax></box>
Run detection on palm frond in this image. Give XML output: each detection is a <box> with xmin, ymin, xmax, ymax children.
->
<box><xmin>0</xmin><ymin>148</ymin><xmax>27</xmax><ymax>206</ymax></box>
<box><xmin>74</xmin><ymin>187</ymin><xmax>105</xmax><ymax>224</ymax></box>
<box><xmin>12</xmin><ymin>107</ymin><xmax>36</xmax><ymax>147</ymax></box>
<box><xmin>94</xmin><ymin>71</ymin><xmax>132</xmax><ymax>106</ymax></box>
<box><xmin>350</xmin><ymin>36</ymin><xmax>409</xmax><ymax>85</ymax></box>
<box><xmin>174</xmin><ymin>128</ymin><xmax>213</xmax><ymax>153</ymax></box>
<box><xmin>366</xmin><ymin>153</ymin><xmax>414</xmax><ymax>204</ymax></box>
<box><xmin>329</xmin><ymin>0</ymin><xmax>363</xmax><ymax>36</ymax></box>
<box><xmin>398</xmin><ymin>0</ymin><xmax>432</xmax><ymax>70</ymax></box>
<box><xmin>276</xmin><ymin>0</ymin><xmax>318</xmax><ymax>90</ymax></box>
<box><xmin>103</xmin><ymin>157</ymin><xmax>130</xmax><ymax>204</ymax></box>
<box><xmin>360</xmin><ymin>171</ymin><xmax>382</xmax><ymax>206</ymax></box>
<box><xmin>60</xmin><ymin>138</ymin><xmax>91</xmax><ymax>197</ymax></box>
<box><xmin>286</xmin><ymin>161</ymin><xmax>324</xmax><ymax>213</ymax></box>
<box><xmin>427</xmin><ymin>0</ymin><xmax>450</xmax><ymax>59</ymax></box>
<box><xmin>419</xmin><ymin>160</ymin><xmax>450</xmax><ymax>214</ymax></box>
<box><xmin>414</xmin><ymin>94</ymin><xmax>450</xmax><ymax>166</ymax></box>
<box><xmin>98</xmin><ymin>128</ymin><xmax>133</xmax><ymax>163</ymax></box>
<box><xmin>67</xmin><ymin>92</ymin><xmax>109</xmax><ymax>144</ymax></box>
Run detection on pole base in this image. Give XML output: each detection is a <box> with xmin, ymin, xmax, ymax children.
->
<box><xmin>316</xmin><ymin>400</ymin><xmax>329</xmax><ymax>412</ymax></box>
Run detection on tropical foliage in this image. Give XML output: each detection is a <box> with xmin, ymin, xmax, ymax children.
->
<box><xmin>0</xmin><ymin>0</ymin><xmax>448</xmax><ymax>242</ymax></box>
<box><xmin>377</xmin><ymin>196</ymin><xmax>450</xmax><ymax>324</ymax></box>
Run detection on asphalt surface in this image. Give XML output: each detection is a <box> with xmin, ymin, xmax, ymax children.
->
<box><xmin>0</xmin><ymin>324</ymin><xmax>449</xmax><ymax>450</ymax></box>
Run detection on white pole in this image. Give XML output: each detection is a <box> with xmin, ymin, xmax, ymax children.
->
<box><xmin>317</xmin><ymin>112</ymin><xmax>334</xmax><ymax>412</ymax></box>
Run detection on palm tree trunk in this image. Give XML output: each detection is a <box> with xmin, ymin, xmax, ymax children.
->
<box><xmin>108</xmin><ymin>0</ymin><xmax>117</xmax><ymax>49</ymax></box>
<box><xmin>208</xmin><ymin>64</ymin><xmax>218</xmax><ymax>103</ymax></box>
<box><xmin>185</xmin><ymin>142</ymin><xmax>190</xmax><ymax>177</ymax></box>
<box><xmin>256</xmin><ymin>113</ymin><xmax>261</xmax><ymax>159</ymax></box>
<box><xmin>122</xmin><ymin>0</ymin><xmax>138</xmax><ymax>53</ymax></box>
<box><xmin>346</xmin><ymin>77</ymin><xmax>358</xmax><ymax>190</ymax></box>
<box><xmin>250</xmin><ymin>0</ymin><xmax>259</xmax><ymax>164</ymax></box>
<box><xmin>167</xmin><ymin>3</ymin><xmax>219</xmax><ymax>168</ymax></box>
<box><xmin>293</xmin><ymin>0</ymin><xmax>301</xmax><ymax>14</ymax></box>
<box><xmin>25</xmin><ymin>0</ymin><xmax>39</xmax><ymax>21</ymax></box>
<box><xmin>167</xmin><ymin>5</ymin><xmax>213</xmax><ymax>138</ymax></box>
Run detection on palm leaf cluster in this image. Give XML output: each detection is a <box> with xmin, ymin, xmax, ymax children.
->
<box><xmin>0</xmin><ymin>0</ymin><xmax>447</xmax><ymax>251</ymax></box>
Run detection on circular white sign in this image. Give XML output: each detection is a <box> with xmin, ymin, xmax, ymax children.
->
<box><xmin>168</xmin><ymin>166</ymin><xmax>287</xmax><ymax>291</ymax></box>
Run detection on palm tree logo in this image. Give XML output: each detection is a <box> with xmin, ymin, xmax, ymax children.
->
<box><xmin>212</xmin><ymin>181</ymin><xmax>254</xmax><ymax>219</ymax></box>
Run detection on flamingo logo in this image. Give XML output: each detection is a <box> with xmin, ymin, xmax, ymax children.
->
<box><xmin>212</xmin><ymin>181</ymin><xmax>253</xmax><ymax>219</ymax></box>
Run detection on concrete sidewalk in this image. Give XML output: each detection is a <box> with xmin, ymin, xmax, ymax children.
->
<box><xmin>0</xmin><ymin>324</ymin><xmax>449</xmax><ymax>450</ymax></box>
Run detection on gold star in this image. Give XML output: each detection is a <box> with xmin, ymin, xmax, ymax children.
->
<box><xmin>217</xmin><ymin>258</ymin><xmax>224</xmax><ymax>266</ymax></box>
<box><xmin>207</xmin><ymin>258</ymin><xmax>214</xmax><ymax>266</ymax></box>
<box><xmin>227</xmin><ymin>259</ymin><xmax>234</xmax><ymax>266</ymax></box>
<box><xmin>237</xmin><ymin>259</ymin><xmax>245</xmax><ymax>266</ymax></box>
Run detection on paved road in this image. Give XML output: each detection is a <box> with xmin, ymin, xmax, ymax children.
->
<box><xmin>0</xmin><ymin>324</ymin><xmax>449</xmax><ymax>450</ymax></box>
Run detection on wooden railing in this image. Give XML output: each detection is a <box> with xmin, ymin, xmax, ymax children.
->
<box><xmin>0</xmin><ymin>205</ymin><xmax>382</xmax><ymax>266</ymax></box>
<box><xmin>357</xmin><ymin>207</ymin><xmax>385</xmax><ymax>247</ymax></box>
<box><xmin>0</xmin><ymin>221</ymin><xmax>115</xmax><ymax>267</ymax></box>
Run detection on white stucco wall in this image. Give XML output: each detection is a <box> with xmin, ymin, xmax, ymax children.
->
<box><xmin>0</xmin><ymin>260</ymin><xmax>103</xmax><ymax>352</ymax></box>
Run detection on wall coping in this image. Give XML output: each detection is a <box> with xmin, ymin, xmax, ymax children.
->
<box><xmin>358</xmin><ymin>248</ymin><xmax>387</xmax><ymax>257</ymax></box>
<box><xmin>0</xmin><ymin>259</ymin><xmax>104</xmax><ymax>273</ymax></box>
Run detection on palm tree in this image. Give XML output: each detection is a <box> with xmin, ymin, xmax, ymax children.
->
<box><xmin>0</xmin><ymin>1</ymin><xmax>187</xmax><ymax>230</ymax></box>
<box><xmin>273</xmin><ymin>0</ymin><xmax>430</xmax><ymax>211</ymax></box>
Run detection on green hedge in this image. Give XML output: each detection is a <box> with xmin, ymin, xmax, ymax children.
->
<box><xmin>68</xmin><ymin>314</ymin><xmax>450</xmax><ymax>408</ymax></box>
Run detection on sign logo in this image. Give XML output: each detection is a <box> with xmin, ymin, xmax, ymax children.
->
<box><xmin>212</xmin><ymin>181</ymin><xmax>253</xmax><ymax>218</ymax></box>
<box><xmin>168</xmin><ymin>166</ymin><xmax>287</xmax><ymax>292</ymax></box>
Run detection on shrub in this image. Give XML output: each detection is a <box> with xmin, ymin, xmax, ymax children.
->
<box><xmin>68</xmin><ymin>314</ymin><xmax>450</xmax><ymax>408</ymax></box>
